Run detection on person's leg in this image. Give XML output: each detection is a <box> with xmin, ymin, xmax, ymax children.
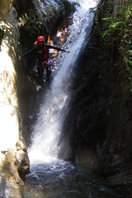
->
<box><xmin>33</xmin><ymin>60</ymin><xmax>38</xmax><ymax>75</ymax></box>
<box><xmin>38</xmin><ymin>62</ymin><xmax>44</xmax><ymax>79</ymax></box>
<box><xmin>46</xmin><ymin>67</ymin><xmax>51</xmax><ymax>81</ymax></box>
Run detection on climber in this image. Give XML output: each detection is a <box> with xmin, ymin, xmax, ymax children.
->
<box><xmin>19</xmin><ymin>35</ymin><xmax>70</xmax><ymax>80</ymax></box>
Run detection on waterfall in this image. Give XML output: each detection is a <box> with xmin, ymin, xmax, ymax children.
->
<box><xmin>28</xmin><ymin>0</ymin><xmax>99</xmax><ymax>165</ymax></box>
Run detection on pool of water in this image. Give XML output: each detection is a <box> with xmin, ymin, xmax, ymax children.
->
<box><xmin>23</xmin><ymin>159</ymin><xmax>120</xmax><ymax>198</ymax></box>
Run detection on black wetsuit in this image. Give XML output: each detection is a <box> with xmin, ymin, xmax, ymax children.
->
<box><xmin>21</xmin><ymin>43</ymin><xmax>66</xmax><ymax>78</ymax></box>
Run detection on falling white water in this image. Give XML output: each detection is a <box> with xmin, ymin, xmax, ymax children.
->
<box><xmin>29</xmin><ymin>0</ymin><xmax>99</xmax><ymax>165</ymax></box>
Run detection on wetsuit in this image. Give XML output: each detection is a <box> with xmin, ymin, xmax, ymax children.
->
<box><xmin>21</xmin><ymin>43</ymin><xmax>66</xmax><ymax>78</ymax></box>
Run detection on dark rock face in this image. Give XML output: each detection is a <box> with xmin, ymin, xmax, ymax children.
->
<box><xmin>60</xmin><ymin>0</ymin><xmax>132</xmax><ymax>192</ymax></box>
<box><xmin>14</xmin><ymin>0</ymin><xmax>74</xmax><ymax>46</ymax></box>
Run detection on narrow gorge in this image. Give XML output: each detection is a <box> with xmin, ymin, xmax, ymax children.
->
<box><xmin>0</xmin><ymin>0</ymin><xmax>132</xmax><ymax>197</ymax></box>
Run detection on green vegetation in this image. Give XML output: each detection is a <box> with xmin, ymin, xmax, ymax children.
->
<box><xmin>102</xmin><ymin>3</ymin><xmax>132</xmax><ymax>78</ymax></box>
<box><xmin>96</xmin><ymin>1</ymin><xmax>132</xmax><ymax>81</ymax></box>
<box><xmin>92</xmin><ymin>0</ymin><xmax>132</xmax><ymax>92</ymax></box>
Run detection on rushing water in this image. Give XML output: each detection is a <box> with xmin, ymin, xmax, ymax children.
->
<box><xmin>23</xmin><ymin>0</ymin><xmax>121</xmax><ymax>197</ymax></box>
<box><xmin>28</xmin><ymin>0</ymin><xmax>99</xmax><ymax>164</ymax></box>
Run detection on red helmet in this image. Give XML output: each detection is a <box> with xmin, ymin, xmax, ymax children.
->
<box><xmin>37</xmin><ymin>36</ymin><xmax>45</xmax><ymax>42</ymax></box>
<box><xmin>34</xmin><ymin>35</ymin><xmax>45</xmax><ymax>45</ymax></box>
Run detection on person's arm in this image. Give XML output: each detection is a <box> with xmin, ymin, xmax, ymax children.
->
<box><xmin>45</xmin><ymin>44</ymin><xmax>70</xmax><ymax>53</ymax></box>
<box><xmin>19</xmin><ymin>46</ymin><xmax>36</xmax><ymax>61</ymax></box>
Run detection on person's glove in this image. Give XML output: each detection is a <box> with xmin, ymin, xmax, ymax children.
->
<box><xmin>65</xmin><ymin>50</ymin><xmax>70</xmax><ymax>53</ymax></box>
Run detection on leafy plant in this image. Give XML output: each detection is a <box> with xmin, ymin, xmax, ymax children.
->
<box><xmin>101</xmin><ymin>2</ymin><xmax>132</xmax><ymax>83</ymax></box>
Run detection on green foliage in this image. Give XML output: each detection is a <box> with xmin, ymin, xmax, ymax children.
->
<box><xmin>101</xmin><ymin>2</ymin><xmax>132</xmax><ymax>82</ymax></box>
<box><xmin>119</xmin><ymin>4</ymin><xmax>132</xmax><ymax>79</ymax></box>
<box><xmin>102</xmin><ymin>17</ymin><xmax>123</xmax><ymax>38</ymax></box>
